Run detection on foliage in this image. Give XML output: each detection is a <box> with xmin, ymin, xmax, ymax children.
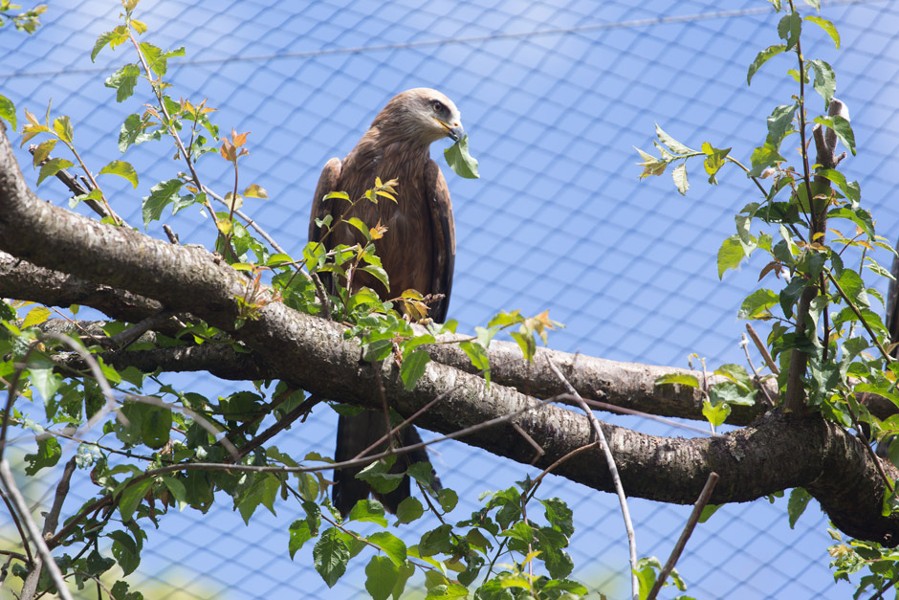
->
<box><xmin>640</xmin><ymin>0</ymin><xmax>899</xmax><ymax>592</ymax></box>
<box><xmin>1</xmin><ymin>0</ymin><xmax>897</xmax><ymax>598</ymax></box>
<box><xmin>0</xmin><ymin>0</ymin><xmax>45</xmax><ymax>33</ymax></box>
<box><xmin>0</xmin><ymin>2</ymin><xmax>571</xmax><ymax>599</ymax></box>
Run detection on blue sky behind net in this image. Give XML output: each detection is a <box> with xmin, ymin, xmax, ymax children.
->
<box><xmin>3</xmin><ymin>0</ymin><xmax>899</xmax><ymax>598</ymax></box>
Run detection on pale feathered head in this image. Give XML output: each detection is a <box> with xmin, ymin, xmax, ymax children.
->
<box><xmin>372</xmin><ymin>88</ymin><xmax>464</xmax><ymax>145</ymax></box>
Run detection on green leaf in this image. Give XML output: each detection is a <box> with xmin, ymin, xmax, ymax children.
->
<box><xmin>636</xmin><ymin>147</ymin><xmax>668</xmax><ymax>178</ymax></box>
<box><xmin>237</xmin><ymin>473</ymin><xmax>281</xmax><ymax>524</ymax></box>
<box><xmin>655</xmin><ymin>124</ymin><xmax>693</xmax><ymax>155</ymax></box>
<box><xmin>0</xmin><ymin>93</ymin><xmax>16</xmax><ymax>130</ymax></box>
<box><xmin>24</xmin><ymin>436</ymin><xmax>61</xmax><ymax>475</ymax></box>
<box><xmin>747</xmin><ymin>44</ymin><xmax>787</xmax><ymax>85</ymax></box>
<box><xmin>115</xmin><ymin>401</ymin><xmax>172</xmax><ymax>449</ymax></box>
<box><xmin>816</xmin><ymin>169</ymin><xmax>859</xmax><ymax>203</ymax></box>
<box><xmin>717</xmin><ymin>235</ymin><xmax>744</xmax><ymax>279</ymax></box>
<box><xmin>766</xmin><ymin>103</ymin><xmax>797</xmax><ymax>148</ymax></box>
<box><xmin>777</xmin><ymin>12</ymin><xmax>802</xmax><ymax>50</ymax></box>
<box><xmin>357</xmin><ymin>458</ymin><xmax>404</xmax><ymax>495</ymax></box>
<box><xmin>739</xmin><ymin>288</ymin><xmax>779</xmax><ymax>319</ymax></box>
<box><xmin>22</xmin><ymin>305</ymin><xmax>51</xmax><ymax>328</ymax></box>
<box><xmin>699</xmin><ymin>504</ymin><xmax>722</xmax><ymax>523</ymax></box>
<box><xmin>108</xmin><ymin>530</ymin><xmax>140</xmax><ymax>576</ymax></box>
<box><xmin>395</xmin><ymin>497</ymin><xmax>424</xmax><ymax>524</ymax></box>
<box><xmin>118</xmin><ymin>477</ymin><xmax>154</xmax><ymax>523</ymax></box>
<box><xmin>313</xmin><ymin>528</ymin><xmax>351</xmax><ymax>587</ymax></box>
<box><xmin>162</xmin><ymin>476</ymin><xmax>187</xmax><ymax>506</ymax></box>
<box><xmin>400</xmin><ymin>349</ymin><xmax>430</xmax><ymax>390</ymax></box>
<box><xmin>702</xmin><ymin>398</ymin><xmax>731</xmax><ymax>427</ymax></box>
<box><xmin>92</xmin><ymin>26</ymin><xmax>129</xmax><ymax>61</ymax></box>
<box><xmin>393</xmin><ymin>561</ymin><xmax>415</xmax><ymax>600</ymax></box>
<box><xmin>709</xmin><ymin>381</ymin><xmax>755</xmax><ymax>407</ymax></box>
<box><xmin>460</xmin><ymin>340</ymin><xmax>490</xmax><ymax>384</ymax></box>
<box><xmin>99</xmin><ymin>160</ymin><xmax>139</xmax><ymax>188</ymax></box>
<box><xmin>807</xmin><ymin>59</ymin><xmax>836</xmax><ymax>108</ymax></box>
<box><xmin>701</xmin><ymin>142</ymin><xmax>730</xmax><ymax>184</ymax></box>
<box><xmin>348</xmin><ymin>499</ymin><xmax>388</xmax><ymax>526</ymax></box>
<box><xmin>419</xmin><ymin>524</ymin><xmax>453</xmax><ymax>557</ymax></box>
<box><xmin>368</xmin><ymin>531</ymin><xmax>407</xmax><ymax>567</ymax></box>
<box><xmin>365</xmin><ymin>555</ymin><xmax>399</xmax><ymax>600</ymax></box>
<box><xmin>654</xmin><ymin>373</ymin><xmax>700</xmax><ymax>388</ymax></box>
<box><xmin>143</xmin><ymin>178</ymin><xmax>183</xmax><ymax>225</ymax></box>
<box><xmin>541</xmin><ymin>497</ymin><xmax>575</xmax><ymax>536</ymax></box>
<box><xmin>672</xmin><ymin>161</ymin><xmax>688</xmax><ymax>195</ymax></box>
<box><xmin>52</xmin><ymin>116</ymin><xmax>73</xmax><ymax>143</ymax></box>
<box><xmin>323</xmin><ymin>190</ymin><xmax>350</xmax><ymax>202</ymax></box>
<box><xmin>437</xmin><ymin>488</ymin><xmax>458</xmax><ymax>512</ymax></box>
<box><xmin>31</xmin><ymin>138</ymin><xmax>57</xmax><ymax>167</ymax></box>
<box><xmin>105</xmin><ymin>63</ymin><xmax>141</xmax><ymax>103</ymax></box>
<box><xmin>805</xmin><ymin>15</ymin><xmax>840</xmax><ymax>48</ymax></box>
<box><xmin>343</xmin><ymin>216</ymin><xmax>371</xmax><ymax>241</ymax></box>
<box><xmin>289</xmin><ymin>519</ymin><xmax>314</xmax><ymax>559</ymax></box>
<box><xmin>443</xmin><ymin>135</ymin><xmax>479</xmax><ymax>179</ymax></box>
<box><xmin>749</xmin><ymin>141</ymin><xmax>786</xmax><ymax>176</ymax></box>
<box><xmin>243</xmin><ymin>183</ymin><xmax>268</xmax><ymax>199</ymax></box>
<box><xmin>814</xmin><ymin>115</ymin><xmax>855</xmax><ymax>156</ymax></box>
<box><xmin>36</xmin><ymin>157</ymin><xmax>74</xmax><ymax>186</ymax></box>
<box><xmin>118</xmin><ymin>113</ymin><xmax>158</xmax><ymax>152</ymax></box>
<box><xmin>837</xmin><ymin>269</ymin><xmax>867</xmax><ymax>308</ymax></box>
<box><xmin>29</xmin><ymin>365</ymin><xmax>60</xmax><ymax>402</ymax></box>
<box><xmin>788</xmin><ymin>487</ymin><xmax>812</xmax><ymax>528</ymax></box>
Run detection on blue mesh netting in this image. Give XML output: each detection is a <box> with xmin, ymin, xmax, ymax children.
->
<box><xmin>3</xmin><ymin>0</ymin><xmax>899</xmax><ymax>597</ymax></box>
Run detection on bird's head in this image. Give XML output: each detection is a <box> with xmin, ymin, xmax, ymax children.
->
<box><xmin>374</xmin><ymin>88</ymin><xmax>465</xmax><ymax>146</ymax></box>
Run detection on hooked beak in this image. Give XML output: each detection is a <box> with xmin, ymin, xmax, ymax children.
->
<box><xmin>439</xmin><ymin>119</ymin><xmax>465</xmax><ymax>142</ymax></box>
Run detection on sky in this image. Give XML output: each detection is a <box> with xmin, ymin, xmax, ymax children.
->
<box><xmin>3</xmin><ymin>0</ymin><xmax>899</xmax><ymax>598</ymax></box>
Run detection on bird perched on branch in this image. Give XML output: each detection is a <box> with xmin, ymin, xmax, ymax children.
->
<box><xmin>308</xmin><ymin>88</ymin><xmax>465</xmax><ymax>516</ymax></box>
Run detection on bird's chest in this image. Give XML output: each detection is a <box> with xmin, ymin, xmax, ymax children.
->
<box><xmin>336</xmin><ymin>159</ymin><xmax>436</xmax><ymax>296</ymax></box>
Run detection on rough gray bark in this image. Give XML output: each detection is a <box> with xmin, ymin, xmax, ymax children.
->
<box><xmin>1</xmin><ymin>122</ymin><xmax>897</xmax><ymax>545</ymax></box>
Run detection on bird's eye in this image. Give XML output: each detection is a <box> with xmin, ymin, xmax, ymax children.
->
<box><xmin>431</xmin><ymin>100</ymin><xmax>446</xmax><ymax>114</ymax></box>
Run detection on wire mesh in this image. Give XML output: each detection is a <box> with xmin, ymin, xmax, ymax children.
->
<box><xmin>3</xmin><ymin>0</ymin><xmax>899</xmax><ymax>597</ymax></box>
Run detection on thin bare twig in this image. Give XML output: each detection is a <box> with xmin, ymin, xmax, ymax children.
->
<box><xmin>741</xmin><ymin>334</ymin><xmax>775</xmax><ymax>408</ymax></box>
<box><xmin>42</xmin><ymin>457</ymin><xmax>77</xmax><ymax>537</ymax></box>
<box><xmin>511</xmin><ymin>422</ymin><xmax>545</xmax><ymax>464</ymax></box>
<box><xmin>646</xmin><ymin>472</ymin><xmax>719</xmax><ymax>600</ymax></box>
<box><xmin>547</xmin><ymin>358</ymin><xmax>638</xmax><ymax>600</ymax></box>
<box><xmin>0</xmin><ymin>460</ymin><xmax>73</xmax><ymax>600</ymax></box>
<box><xmin>746</xmin><ymin>324</ymin><xmax>779</xmax><ymax>375</ymax></box>
<box><xmin>0</xmin><ymin>486</ymin><xmax>34</xmax><ymax>566</ymax></box>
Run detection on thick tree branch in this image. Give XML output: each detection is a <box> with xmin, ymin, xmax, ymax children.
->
<box><xmin>1</xmin><ymin>123</ymin><xmax>897</xmax><ymax>544</ymax></box>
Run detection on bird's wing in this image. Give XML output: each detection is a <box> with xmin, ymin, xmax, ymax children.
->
<box><xmin>426</xmin><ymin>160</ymin><xmax>456</xmax><ymax>323</ymax></box>
<box><xmin>308</xmin><ymin>157</ymin><xmax>343</xmax><ymax>245</ymax></box>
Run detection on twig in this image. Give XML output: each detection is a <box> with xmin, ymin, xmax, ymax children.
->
<box><xmin>646</xmin><ymin>472</ymin><xmax>720</xmax><ymax>600</ymax></box>
<box><xmin>0</xmin><ymin>486</ymin><xmax>34</xmax><ymax>566</ymax></box>
<box><xmin>232</xmin><ymin>394</ymin><xmax>320</xmax><ymax>461</ymax></box>
<box><xmin>107</xmin><ymin>310</ymin><xmax>177</xmax><ymax>350</ymax></box>
<box><xmin>741</xmin><ymin>334</ymin><xmax>775</xmax><ymax>408</ymax></box>
<box><xmin>0</xmin><ymin>460</ymin><xmax>73</xmax><ymax>600</ymax></box>
<box><xmin>125</xmin><ymin>393</ymin><xmax>240</xmax><ymax>461</ymax></box>
<box><xmin>162</xmin><ymin>224</ymin><xmax>179</xmax><ymax>244</ymax></box>
<box><xmin>576</xmin><ymin>397</ymin><xmax>717</xmax><ymax>438</ymax></box>
<box><xmin>547</xmin><ymin>358</ymin><xmax>639</xmax><ymax>600</ymax></box>
<box><xmin>351</xmin><ymin>388</ymin><xmax>455</xmax><ymax>461</ymax></box>
<box><xmin>511</xmin><ymin>422</ymin><xmax>544</xmax><ymax>464</ymax></box>
<box><xmin>42</xmin><ymin>457</ymin><xmax>77</xmax><ymax>537</ymax></box>
<box><xmin>745</xmin><ymin>323</ymin><xmax>779</xmax><ymax>375</ymax></box>
<box><xmin>1</xmin><ymin>341</ymin><xmax>41</xmax><ymax>463</ymax></box>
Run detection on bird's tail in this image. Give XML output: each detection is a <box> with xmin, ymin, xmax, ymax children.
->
<box><xmin>333</xmin><ymin>411</ymin><xmax>441</xmax><ymax>517</ymax></box>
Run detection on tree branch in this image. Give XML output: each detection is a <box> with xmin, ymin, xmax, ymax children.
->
<box><xmin>1</xmin><ymin>122</ymin><xmax>898</xmax><ymax>544</ymax></box>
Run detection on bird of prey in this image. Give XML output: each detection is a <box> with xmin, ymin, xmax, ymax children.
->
<box><xmin>308</xmin><ymin>88</ymin><xmax>465</xmax><ymax>516</ymax></box>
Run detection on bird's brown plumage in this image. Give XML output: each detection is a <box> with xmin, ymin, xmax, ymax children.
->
<box><xmin>308</xmin><ymin>88</ymin><xmax>464</xmax><ymax>516</ymax></box>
